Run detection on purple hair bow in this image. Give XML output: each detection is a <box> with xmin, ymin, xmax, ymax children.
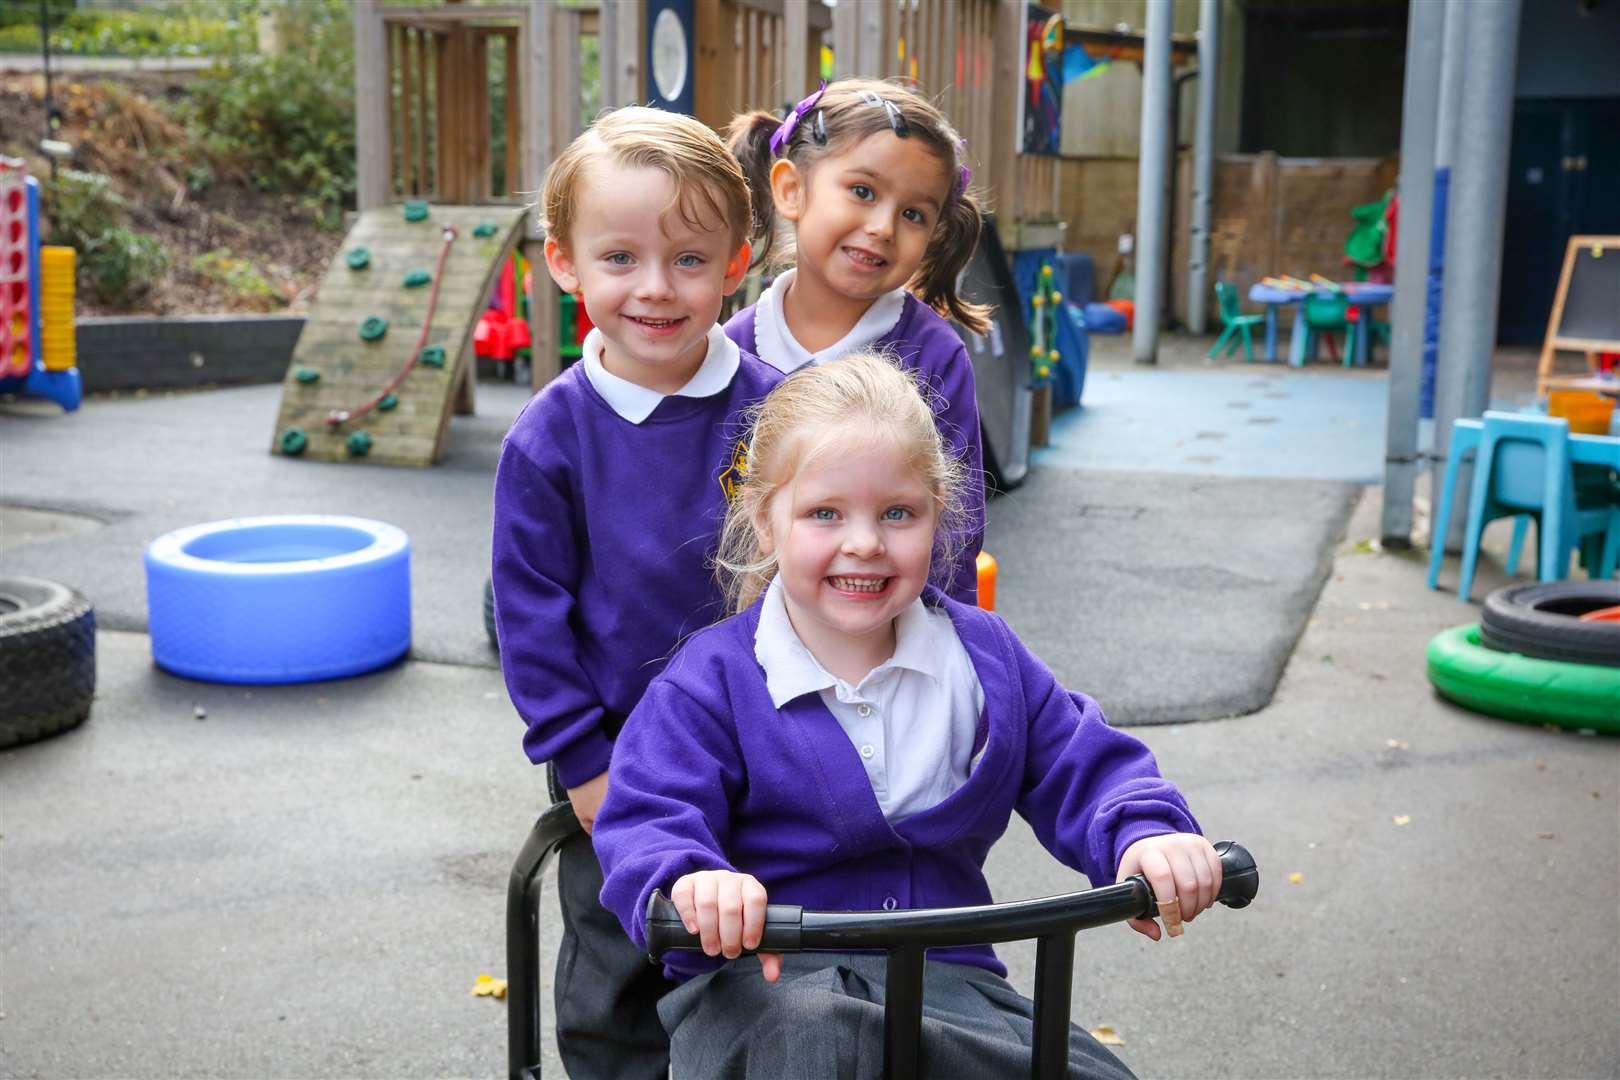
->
<box><xmin>770</xmin><ymin>80</ymin><xmax>828</xmax><ymax>157</ymax></box>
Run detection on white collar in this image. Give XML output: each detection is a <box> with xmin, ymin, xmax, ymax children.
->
<box><xmin>751</xmin><ymin>268</ymin><xmax>908</xmax><ymax>375</ymax></box>
<box><xmin>580</xmin><ymin>323</ymin><xmax>740</xmax><ymax>424</ymax></box>
<box><xmin>753</xmin><ymin>575</ymin><xmax>944</xmax><ymax>708</ymax></box>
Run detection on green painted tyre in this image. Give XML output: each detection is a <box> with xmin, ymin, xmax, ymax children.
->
<box><xmin>1426</xmin><ymin>624</ymin><xmax>1620</xmax><ymax>732</ymax></box>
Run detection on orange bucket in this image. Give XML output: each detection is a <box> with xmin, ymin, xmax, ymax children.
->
<box><xmin>1548</xmin><ymin>390</ymin><xmax>1616</xmax><ymax>435</ymax></box>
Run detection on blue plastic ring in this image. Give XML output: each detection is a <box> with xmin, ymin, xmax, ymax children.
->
<box><xmin>144</xmin><ymin>515</ymin><xmax>411</xmax><ymax>684</ymax></box>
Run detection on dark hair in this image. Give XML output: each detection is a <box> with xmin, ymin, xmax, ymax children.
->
<box><xmin>726</xmin><ymin>78</ymin><xmax>990</xmax><ymax>335</ymax></box>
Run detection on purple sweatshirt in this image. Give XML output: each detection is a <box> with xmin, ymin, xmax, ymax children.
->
<box><xmin>725</xmin><ymin>294</ymin><xmax>986</xmax><ymax>605</ymax></box>
<box><xmin>593</xmin><ymin>587</ymin><xmax>1200</xmax><ymax>982</ymax></box>
<box><xmin>492</xmin><ymin>356</ymin><xmax>781</xmax><ymax>788</ymax></box>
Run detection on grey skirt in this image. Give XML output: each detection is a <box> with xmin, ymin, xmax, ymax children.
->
<box><xmin>657</xmin><ymin>953</ymin><xmax>1137</xmax><ymax>1080</ymax></box>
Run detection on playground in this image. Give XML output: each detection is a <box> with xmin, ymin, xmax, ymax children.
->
<box><xmin>3</xmin><ymin>0</ymin><xmax>1619</xmax><ymax>1077</ymax></box>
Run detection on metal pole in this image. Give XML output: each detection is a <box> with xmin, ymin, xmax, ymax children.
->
<box><xmin>1132</xmin><ymin>0</ymin><xmax>1173</xmax><ymax>365</ymax></box>
<box><xmin>1186</xmin><ymin>0</ymin><xmax>1221</xmax><ymax>335</ymax></box>
<box><xmin>1433</xmin><ymin>0</ymin><xmax>1522</xmax><ymax>553</ymax></box>
<box><xmin>1379</xmin><ymin>0</ymin><xmax>1446</xmax><ymax>547</ymax></box>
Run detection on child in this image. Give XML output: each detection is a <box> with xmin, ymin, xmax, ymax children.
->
<box><xmin>491</xmin><ymin>106</ymin><xmax>780</xmax><ymax>1079</ymax></box>
<box><xmin>593</xmin><ymin>352</ymin><xmax>1221</xmax><ymax>1078</ymax></box>
<box><xmin>726</xmin><ymin>78</ymin><xmax>990</xmax><ymax>605</ymax></box>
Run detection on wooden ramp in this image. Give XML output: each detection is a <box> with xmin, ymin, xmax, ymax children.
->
<box><xmin>271</xmin><ymin>204</ymin><xmax>528</xmax><ymax>467</ymax></box>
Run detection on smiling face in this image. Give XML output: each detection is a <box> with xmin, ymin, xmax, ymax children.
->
<box><xmin>755</xmin><ymin>423</ymin><xmax>940</xmax><ymax>677</ymax></box>
<box><xmin>544</xmin><ymin>162</ymin><xmax>748</xmax><ymax>394</ymax></box>
<box><xmin>772</xmin><ymin>131</ymin><xmax>953</xmax><ymax>308</ymax></box>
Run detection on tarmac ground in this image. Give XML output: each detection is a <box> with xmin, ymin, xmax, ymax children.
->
<box><xmin>1</xmin><ymin>333</ymin><xmax>1616</xmax><ymax>1078</ymax></box>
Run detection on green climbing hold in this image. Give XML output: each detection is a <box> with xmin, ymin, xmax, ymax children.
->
<box><xmin>419</xmin><ymin>346</ymin><xmax>446</xmax><ymax>368</ymax></box>
<box><xmin>280</xmin><ymin>427</ymin><xmax>308</xmax><ymax>455</ymax></box>
<box><xmin>404</xmin><ymin>200</ymin><xmax>430</xmax><ymax>222</ymax></box>
<box><xmin>346</xmin><ymin>431</ymin><xmax>374</xmax><ymax>456</ymax></box>
<box><xmin>378</xmin><ymin>393</ymin><xmax>399</xmax><ymax>411</ymax></box>
<box><xmin>359</xmin><ymin>316</ymin><xmax>388</xmax><ymax>341</ymax></box>
<box><xmin>295</xmin><ymin>366</ymin><xmax>321</xmax><ymax>383</ymax></box>
<box><xmin>403</xmin><ymin>269</ymin><xmax>432</xmax><ymax>288</ymax></box>
<box><xmin>472</xmin><ymin>222</ymin><xmax>498</xmax><ymax>238</ymax></box>
<box><xmin>345</xmin><ymin>246</ymin><xmax>371</xmax><ymax>270</ymax></box>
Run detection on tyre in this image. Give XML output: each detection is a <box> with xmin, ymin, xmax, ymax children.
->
<box><xmin>0</xmin><ymin>577</ymin><xmax>96</xmax><ymax>750</ymax></box>
<box><xmin>1480</xmin><ymin>581</ymin><xmax>1620</xmax><ymax>668</ymax></box>
<box><xmin>484</xmin><ymin>575</ymin><xmax>499</xmax><ymax>650</ymax></box>
<box><xmin>1427</xmin><ymin>624</ymin><xmax>1620</xmax><ymax>732</ymax></box>
<box><xmin>145</xmin><ymin>515</ymin><xmax>411</xmax><ymax>684</ymax></box>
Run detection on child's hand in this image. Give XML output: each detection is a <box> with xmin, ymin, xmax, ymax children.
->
<box><xmin>670</xmin><ymin>870</ymin><xmax>782</xmax><ymax>982</ymax></box>
<box><xmin>1117</xmin><ymin>833</ymin><xmax>1222</xmax><ymax>941</ymax></box>
<box><xmin>566</xmin><ymin>770</ymin><xmax>609</xmax><ymax>835</ymax></box>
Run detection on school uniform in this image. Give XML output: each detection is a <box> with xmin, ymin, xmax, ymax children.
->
<box><xmin>725</xmin><ymin>271</ymin><xmax>987</xmax><ymax>605</ymax></box>
<box><xmin>492</xmin><ymin>323</ymin><xmax>780</xmax><ymax>1080</ymax></box>
<box><xmin>592</xmin><ymin>582</ymin><xmax>1199</xmax><ymax>1078</ymax></box>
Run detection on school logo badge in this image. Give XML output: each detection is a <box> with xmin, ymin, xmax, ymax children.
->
<box><xmin>717</xmin><ymin>439</ymin><xmax>749</xmax><ymax>500</ymax></box>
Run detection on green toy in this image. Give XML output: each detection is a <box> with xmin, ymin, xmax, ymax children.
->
<box><xmin>1027</xmin><ymin>262</ymin><xmax>1060</xmax><ymax>385</ymax></box>
<box><xmin>1426</xmin><ymin>624</ymin><xmax>1620</xmax><ymax>733</ymax></box>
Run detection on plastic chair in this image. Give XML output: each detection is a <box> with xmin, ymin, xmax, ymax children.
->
<box><xmin>1302</xmin><ymin>294</ymin><xmax>1351</xmax><ymax>364</ymax></box>
<box><xmin>1453</xmin><ymin>412</ymin><xmax>1620</xmax><ymax>603</ymax></box>
<box><xmin>1208</xmin><ymin>281</ymin><xmax>1264</xmax><ymax>361</ymax></box>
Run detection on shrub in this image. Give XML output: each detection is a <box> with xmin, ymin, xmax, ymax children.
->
<box><xmin>82</xmin><ymin>227</ymin><xmax>170</xmax><ymax>309</ymax></box>
<box><xmin>40</xmin><ymin>169</ymin><xmax>125</xmax><ymax>252</ymax></box>
<box><xmin>192</xmin><ymin>248</ymin><xmax>280</xmax><ymax>309</ymax></box>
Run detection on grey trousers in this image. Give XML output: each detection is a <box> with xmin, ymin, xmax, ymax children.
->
<box><xmin>657</xmin><ymin>953</ymin><xmax>1137</xmax><ymax>1080</ymax></box>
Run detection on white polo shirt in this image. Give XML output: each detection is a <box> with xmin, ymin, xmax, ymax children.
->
<box><xmin>580</xmin><ymin>323</ymin><xmax>741</xmax><ymax>423</ymax></box>
<box><xmin>753</xmin><ymin>575</ymin><xmax>986</xmax><ymax>823</ymax></box>
<box><xmin>751</xmin><ymin>268</ymin><xmax>908</xmax><ymax>375</ymax></box>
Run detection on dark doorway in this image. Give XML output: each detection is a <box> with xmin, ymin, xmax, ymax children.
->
<box><xmin>1499</xmin><ymin>97</ymin><xmax>1620</xmax><ymax>345</ymax></box>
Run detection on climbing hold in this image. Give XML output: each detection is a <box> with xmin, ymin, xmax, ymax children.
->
<box><xmin>403</xmin><ymin>269</ymin><xmax>432</xmax><ymax>288</ymax></box>
<box><xmin>1037</xmin><ymin>365</ymin><xmax>1050</xmax><ymax>379</ymax></box>
<box><xmin>1031</xmin><ymin>294</ymin><xmax>1045</xmax><ymax>307</ymax></box>
<box><xmin>345</xmin><ymin>247</ymin><xmax>371</xmax><ymax>270</ymax></box>
<box><xmin>359</xmin><ymin>316</ymin><xmax>388</xmax><ymax>341</ymax></box>
<box><xmin>378</xmin><ymin>393</ymin><xmax>399</xmax><ymax>411</ymax></box>
<box><xmin>1029</xmin><ymin>344</ymin><xmax>1041</xmax><ymax>357</ymax></box>
<box><xmin>1041</xmin><ymin>264</ymin><xmax>1053</xmax><ymax>278</ymax></box>
<box><xmin>280</xmin><ymin>427</ymin><xmax>308</xmax><ymax>455</ymax></box>
<box><xmin>1052</xmin><ymin>291</ymin><xmax>1063</xmax><ymax>303</ymax></box>
<box><xmin>295</xmin><ymin>366</ymin><xmax>321</xmax><ymax>384</ymax></box>
<box><xmin>472</xmin><ymin>222</ymin><xmax>498</xmax><ymax>238</ymax></box>
<box><xmin>404</xmin><ymin>201</ymin><xmax>430</xmax><ymax>222</ymax></box>
<box><xmin>1049</xmin><ymin>349</ymin><xmax>1060</xmax><ymax>361</ymax></box>
<box><xmin>346</xmin><ymin>431</ymin><xmax>374</xmax><ymax>456</ymax></box>
<box><xmin>419</xmin><ymin>346</ymin><xmax>446</xmax><ymax>368</ymax></box>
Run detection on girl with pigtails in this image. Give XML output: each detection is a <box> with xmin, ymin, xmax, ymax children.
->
<box><xmin>725</xmin><ymin>79</ymin><xmax>990</xmax><ymax>606</ymax></box>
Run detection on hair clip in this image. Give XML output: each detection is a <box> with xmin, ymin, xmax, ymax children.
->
<box><xmin>770</xmin><ymin>80</ymin><xmax>828</xmax><ymax>157</ymax></box>
<box><xmin>812</xmin><ymin>109</ymin><xmax>827</xmax><ymax>146</ymax></box>
<box><xmin>856</xmin><ymin>90</ymin><xmax>910</xmax><ymax>137</ymax></box>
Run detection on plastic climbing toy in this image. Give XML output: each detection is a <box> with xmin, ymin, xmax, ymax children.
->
<box><xmin>404</xmin><ymin>200</ymin><xmax>430</xmax><ymax>223</ymax></box>
<box><xmin>279</xmin><ymin>427</ymin><xmax>308</xmax><ymax>455</ymax></box>
<box><xmin>346</xmin><ymin>247</ymin><xmax>371</xmax><ymax>270</ymax></box>
<box><xmin>0</xmin><ymin>157</ymin><xmax>80</xmax><ymax>412</ymax></box>
<box><xmin>358</xmin><ymin>315</ymin><xmax>389</xmax><ymax>341</ymax></box>
<box><xmin>403</xmin><ymin>269</ymin><xmax>432</xmax><ymax>289</ymax></box>
<box><xmin>1027</xmin><ymin>262</ymin><xmax>1060</xmax><ymax>385</ymax></box>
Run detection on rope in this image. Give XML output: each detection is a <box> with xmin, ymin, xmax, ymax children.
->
<box><xmin>326</xmin><ymin>224</ymin><xmax>460</xmax><ymax>428</ymax></box>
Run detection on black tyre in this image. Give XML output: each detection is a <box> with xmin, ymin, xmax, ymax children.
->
<box><xmin>1480</xmin><ymin>581</ymin><xmax>1620</xmax><ymax>668</ymax></box>
<box><xmin>484</xmin><ymin>575</ymin><xmax>499</xmax><ymax>650</ymax></box>
<box><xmin>0</xmin><ymin>577</ymin><xmax>96</xmax><ymax>750</ymax></box>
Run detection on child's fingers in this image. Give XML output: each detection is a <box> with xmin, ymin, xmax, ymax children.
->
<box><xmin>691</xmin><ymin>874</ymin><xmax>722</xmax><ymax>956</ymax></box>
<box><xmin>741</xmin><ymin>876</ymin><xmax>769</xmax><ymax>951</ymax></box>
<box><xmin>671</xmin><ymin>874</ymin><xmax>698</xmax><ymax>935</ymax></box>
<box><xmin>1137</xmin><ymin>848</ymin><xmax>1186</xmax><ymax>938</ymax></box>
<box><xmin>760</xmin><ymin>951</ymin><xmax>783</xmax><ymax>982</ymax></box>
<box><xmin>1126</xmin><ymin>915</ymin><xmax>1162</xmax><ymax>942</ymax></box>
<box><xmin>717</xmin><ymin>877</ymin><xmax>744</xmax><ymax>958</ymax></box>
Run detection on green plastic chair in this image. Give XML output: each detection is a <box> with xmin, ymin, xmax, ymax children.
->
<box><xmin>1303</xmin><ymin>293</ymin><xmax>1352</xmax><ymax>364</ymax></box>
<box><xmin>1209</xmin><ymin>281</ymin><xmax>1264</xmax><ymax>362</ymax></box>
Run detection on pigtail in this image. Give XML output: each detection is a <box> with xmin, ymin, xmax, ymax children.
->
<box><xmin>909</xmin><ymin>187</ymin><xmax>991</xmax><ymax>335</ymax></box>
<box><xmin>726</xmin><ymin>110</ymin><xmax>785</xmax><ymax>270</ymax></box>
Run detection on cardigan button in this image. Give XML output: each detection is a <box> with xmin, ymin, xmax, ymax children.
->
<box><xmin>859</xmin><ymin>744</ymin><xmax>875</xmax><ymax>759</ymax></box>
<box><xmin>857</xmin><ymin>704</ymin><xmax>873</xmax><ymax>717</ymax></box>
<box><xmin>882</xmin><ymin>896</ymin><xmax>898</xmax><ymax>911</ymax></box>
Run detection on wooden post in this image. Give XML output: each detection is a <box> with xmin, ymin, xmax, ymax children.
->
<box><xmin>354</xmin><ymin>0</ymin><xmax>391</xmax><ymax>211</ymax></box>
<box><xmin>524</xmin><ymin>0</ymin><xmax>560</xmax><ymax>390</ymax></box>
<box><xmin>782</xmin><ymin>0</ymin><xmax>808</xmax><ymax>101</ymax></box>
<box><xmin>989</xmin><ymin>0</ymin><xmax>1022</xmax><ymax>224</ymax></box>
<box><xmin>599</xmin><ymin>0</ymin><xmax>643</xmax><ymax>109</ymax></box>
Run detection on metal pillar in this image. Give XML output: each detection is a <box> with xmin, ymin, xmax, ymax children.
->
<box><xmin>1186</xmin><ymin>0</ymin><xmax>1221</xmax><ymax>335</ymax></box>
<box><xmin>1433</xmin><ymin>0</ymin><xmax>1522</xmax><ymax>552</ymax></box>
<box><xmin>1379</xmin><ymin>0</ymin><xmax>1446</xmax><ymax>547</ymax></box>
<box><xmin>1132</xmin><ymin>0</ymin><xmax>1173</xmax><ymax>365</ymax></box>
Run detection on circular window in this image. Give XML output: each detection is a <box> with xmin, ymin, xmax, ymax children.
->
<box><xmin>651</xmin><ymin>7</ymin><xmax>688</xmax><ymax>104</ymax></box>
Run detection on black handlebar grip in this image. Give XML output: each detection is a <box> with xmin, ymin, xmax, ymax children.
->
<box><xmin>1212</xmin><ymin>840</ymin><xmax>1259</xmax><ymax>908</ymax></box>
<box><xmin>645</xmin><ymin>890</ymin><xmax>804</xmax><ymax>961</ymax></box>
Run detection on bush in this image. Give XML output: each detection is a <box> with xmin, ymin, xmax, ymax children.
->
<box><xmin>191</xmin><ymin>248</ymin><xmax>280</xmax><ymax>309</ymax></box>
<box><xmin>40</xmin><ymin>170</ymin><xmax>125</xmax><ymax>252</ymax></box>
<box><xmin>82</xmin><ymin>227</ymin><xmax>169</xmax><ymax>309</ymax></box>
<box><xmin>0</xmin><ymin>5</ymin><xmax>240</xmax><ymax>57</ymax></box>
<box><xmin>177</xmin><ymin>0</ymin><xmax>355</xmax><ymax>229</ymax></box>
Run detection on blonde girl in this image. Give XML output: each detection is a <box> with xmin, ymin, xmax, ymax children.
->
<box><xmin>724</xmin><ymin>79</ymin><xmax>991</xmax><ymax>605</ymax></box>
<box><xmin>594</xmin><ymin>352</ymin><xmax>1220</xmax><ymax>1078</ymax></box>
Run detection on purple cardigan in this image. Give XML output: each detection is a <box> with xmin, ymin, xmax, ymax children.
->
<box><xmin>491</xmin><ymin>357</ymin><xmax>781</xmax><ymax>788</ymax></box>
<box><xmin>593</xmin><ymin>588</ymin><xmax>1200</xmax><ymax>981</ymax></box>
<box><xmin>725</xmin><ymin>294</ymin><xmax>986</xmax><ymax>605</ymax></box>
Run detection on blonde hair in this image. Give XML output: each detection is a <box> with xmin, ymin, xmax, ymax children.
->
<box><xmin>539</xmin><ymin>106</ymin><xmax>751</xmax><ymax>250</ymax></box>
<box><xmin>727</xmin><ymin>78</ymin><xmax>990</xmax><ymax>334</ymax></box>
<box><xmin>715</xmin><ymin>350</ymin><xmax>969</xmax><ymax>614</ymax></box>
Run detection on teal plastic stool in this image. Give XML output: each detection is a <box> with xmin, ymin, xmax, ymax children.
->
<box><xmin>1302</xmin><ymin>294</ymin><xmax>1351</xmax><ymax>364</ymax></box>
<box><xmin>1208</xmin><ymin>281</ymin><xmax>1264</xmax><ymax>362</ymax></box>
<box><xmin>1453</xmin><ymin>412</ymin><xmax>1620</xmax><ymax>603</ymax></box>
